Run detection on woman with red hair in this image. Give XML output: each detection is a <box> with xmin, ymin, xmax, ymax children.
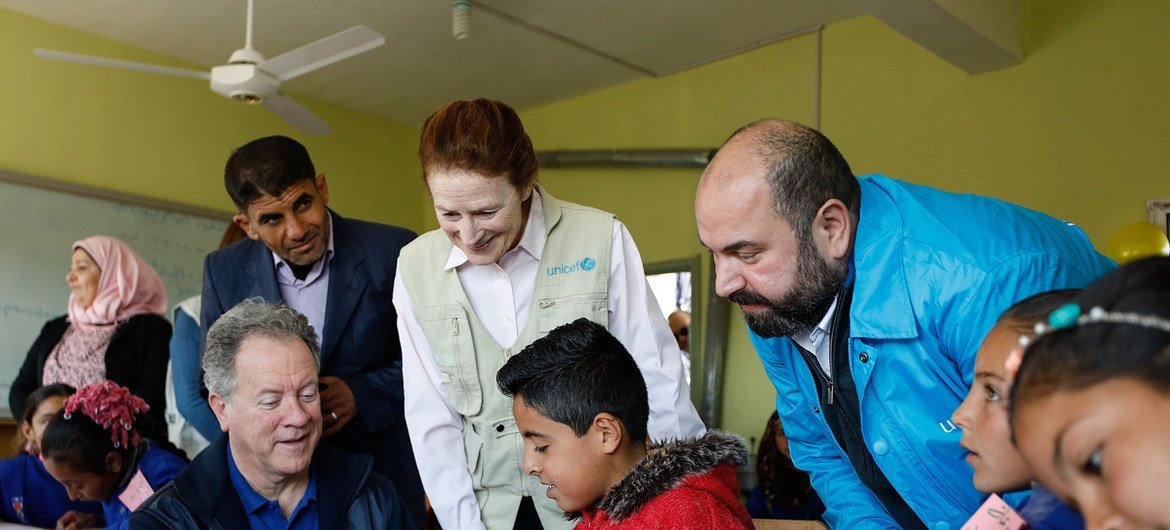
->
<box><xmin>394</xmin><ymin>99</ymin><xmax>704</xmax><ymax>530</ymax></box>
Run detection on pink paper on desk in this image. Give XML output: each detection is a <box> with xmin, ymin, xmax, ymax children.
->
<box><xmin>117</xmin><ymin>470</ymin><xmax>155</xmax><ymax>512</ymax></box>
<box><xmin>961</xmin><ymin>494</ymin><xmax>1026</xmax><ymax>530</ymax></box>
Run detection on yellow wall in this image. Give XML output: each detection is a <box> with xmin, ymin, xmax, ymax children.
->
<box><xmin>5</xmin><ymin>0</ymin><xmax>1169</xmax><ymax>447</ymax></box>
<box><xmin>518</xmin><ymin>0</ymin><xmax>1170</xmax><ymax>444</ymax></box>
<box><xmin>0</xmin><ymin>8</ymin><xmax>426</xmax><ymax>231</ymax></box>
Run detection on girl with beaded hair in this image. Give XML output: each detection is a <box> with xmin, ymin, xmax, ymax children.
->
<box><xmin>1011</xmin><ymin>256</ymin><xmax>1170</xmax><ymax>529</ymax></box>
<box><xmin>40</xmin><ymin>380</ymin><xmax>187</xmax><ymax>530</ymax></box>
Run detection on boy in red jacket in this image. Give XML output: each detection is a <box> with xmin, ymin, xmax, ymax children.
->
<box><xmin>496</xmin><ymin>318</ymin><xmax>754</xmax><ymax>529</ymax></box>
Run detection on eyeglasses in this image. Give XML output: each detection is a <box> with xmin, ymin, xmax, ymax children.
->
<box><xmin>673</xmin><ymin>326</ymin><xmax>689</xmax><ymax>338</ymax></box>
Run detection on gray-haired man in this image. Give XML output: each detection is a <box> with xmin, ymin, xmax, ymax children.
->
<box><xmin>133</xmin><ymin>299</ymin><xmax>414</xmax><ymax>529</ymax></box>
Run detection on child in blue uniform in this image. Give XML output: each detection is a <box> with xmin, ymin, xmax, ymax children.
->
<box><xmin>40</xmin><ymin>380</ymin><xmax>188</xmax><ymax>530</ymax></box>
<box><xmin>0</xmin><ymin>384</ymin><xmax>100</xmax><ymax>527</ymax></box>
<box><xmin>952</xmin><ymin>291</ymin><xmax>1084</xmax><ymax>529</ymax></box>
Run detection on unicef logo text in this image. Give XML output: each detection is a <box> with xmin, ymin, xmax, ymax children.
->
<box><xmin>547</xmin><ymin>257</ymin><xmax>597</xmax><ymax>276</ymax></box>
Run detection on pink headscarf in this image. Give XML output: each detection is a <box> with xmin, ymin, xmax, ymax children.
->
<box><xmin>67</xmin><ymin>236</ymin><xmax>168</xmax><ymax>328</ymax></box>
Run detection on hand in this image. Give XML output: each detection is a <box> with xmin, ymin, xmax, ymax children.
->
<box><xmin>319</xmin><ymin>375</ymin><xmax>358</xmax><ymax>437</ymax></box>
<box><xmin>56</xmin><ymin>510</ymin><xmax>99</xmax><ymax>530</ymax></box>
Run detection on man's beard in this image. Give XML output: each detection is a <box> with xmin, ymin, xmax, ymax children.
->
<box><xmin>728</xmin><ymin>236</ymin><xmax>846</xmax><ymax>338</ymax></box>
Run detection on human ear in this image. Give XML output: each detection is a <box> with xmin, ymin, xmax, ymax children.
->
<box><xmin>813</xmin><ymin>199</ymin><xmax>853</xmax><ymax>260</ymax></box>
<box><xmin>315</xmin><ymin>174</ymin><xmax>330</xmax><ymax>205</ymax></box>
<box><xmin>592</xmin><ymin>413</ymin><xmax>624</xmax><ymax>454</ymax></box>
<box><xmin>105</xmin><ymin>452</ymin><xmax>123</xmax><ymax>475</ymax></box>
<box><xmin>209</xmin><ymin>394</ymin><xmax>231</xmax><ymax>432</ymax></box>
<box><xmin>233</xmin><ymin>213</ymin><xmax>260</xmax><ymax>240</ymax></box>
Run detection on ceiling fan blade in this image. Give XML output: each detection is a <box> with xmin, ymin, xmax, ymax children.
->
<box><xmin>261</xmin><ymin>94</ymin><xmax>334</xmax><ymax>136</ymax></box>
<box><xmin>260</xmin><ymin>26</ymin><xmax>384</xmax><ymax>81</ymax></box>
<box><xmin>34</xmin><ymin>48</ymin><xmax>210</xmax><ymax>80</ymax></box>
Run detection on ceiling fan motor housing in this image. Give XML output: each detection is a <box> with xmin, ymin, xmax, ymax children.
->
<box><xmin>210</xmin><ymin>63</ymin><xmax>278</xmax><ymax>103</ymax></box>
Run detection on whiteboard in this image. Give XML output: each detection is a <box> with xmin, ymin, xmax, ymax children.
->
<box><xmin>0</xmin><ymin>172</ymin><xmax>231</xmax><ymax>416</ymax></box>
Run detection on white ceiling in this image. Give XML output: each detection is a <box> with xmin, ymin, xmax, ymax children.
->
<box><xmin>0</xmin><ymin>0</ymin><xmax>1018</xmax><ymax>126</ymax></box>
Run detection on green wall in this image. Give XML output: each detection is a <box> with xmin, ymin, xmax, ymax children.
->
<box><xmin>517</xmin><ymin>0</ymin><xmax>1170</xmax><ymax>445</ymax></box>
<box><xmin>0</xmin><ymin>8</ymin><xmax>426</xmax><ymax>232</ymax></box>
<box><xmin>4</xmin><ymin>0</ymin><xmax>1168</xmax><ymax>448</ymax></box>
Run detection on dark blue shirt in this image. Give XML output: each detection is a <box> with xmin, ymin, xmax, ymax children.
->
<box><xmin>227</xmin><ymin>446</ymin><xmax>319</xmax><ymax>530</ymax></box>
<box><xmin>1020</xmin><ymin>484</ymin><xmax>1084</xmax><ymax>530</ymax></box>
<box><xmin>0</xmin><ymin>453</ymin><xmax>101</xmax><ymax>527</ymax></box>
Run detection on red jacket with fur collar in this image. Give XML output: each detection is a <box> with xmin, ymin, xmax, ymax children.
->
<box><xmin>574</xmin><ymin>431</ymin><xmax>754</xmax><ymax>529</ymax></box>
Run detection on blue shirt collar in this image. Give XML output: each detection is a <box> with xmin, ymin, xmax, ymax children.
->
<box><xmin>226</xmin><ymin>441</ymin><xmax>318</xmax><ymax>518</ymax></box>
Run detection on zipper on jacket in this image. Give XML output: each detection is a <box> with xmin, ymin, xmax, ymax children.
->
<box><xmin>172</xmin><ymin>483</ymin><xmax>211</xmax><ymax>528</ymax></box>
<box><xmin>797</xmin><ymin>352</ymin><xmax>849</xmax><ymax>459</ymax></box>
<box><xmin>537</xmin><ymin>292</ymin><xmax>604</xmax><ymax>309</ymax></box>
<box><xmin>826</xmin><ymin>355</ymin><xmax>835</xmax><ymax>405</ymax></box>
<box><xmin>797</xmin><ymin>346</ymin><xmax>834</xmax><ymax>406</ymax></box>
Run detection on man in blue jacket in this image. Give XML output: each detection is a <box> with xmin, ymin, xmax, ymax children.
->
<box><xmin>695</xmin><ymin>119</ymin><xmax>1113</xmax><ymax>529</ymax></box>
<box><xmin>134</xmin><ymin>299</ymin><xmax>413</xmax><ymax>529</ymax></box>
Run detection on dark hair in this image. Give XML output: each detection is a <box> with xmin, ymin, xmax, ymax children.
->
<box><xmin>224</xmin><ymin>135</ymin><xmax>316</xmax><ymax>211</ymax></box>
<box><xmin>496</xmin><ymin>318</ymin><xmax>649</xmax><ymax>443</ymax></box>
<box><xmin>15</xmin><ymin>384</ymin><xmax>75</xmax><ymax>452</ymax></box>
<box><xmin>997</xmin><ymin>289</ymin><xmax>1082</xmax><ymax>335</ymax></box>
<box><xmin>757</xmin><ymin>411</ymin><xmax>816</xmax><ymax>511</ymax></box>
<box><xmin>41</xmin><ymin>407</ymin><xmax>186</xmax><ymax>475</ymax></box>
<box><xmin>418</xmin><ymin>98</ymin><xmax>538</xmax><ymax>191</ymax></box>
<box><xmin>1011</xmin><ymin>257</ymin><xmax>1170</xmax><ymax>424</ymax></box>
<box><xmin>723</xmin><ymin>120</ymin><xmax>858</xmax><ymax>242</ymax></box>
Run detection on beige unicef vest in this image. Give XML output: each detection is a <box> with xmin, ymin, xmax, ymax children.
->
<box><xmin>399</xmin><ymin>189</ymin><xmax>613</xmax><ymax>529</ymax></box>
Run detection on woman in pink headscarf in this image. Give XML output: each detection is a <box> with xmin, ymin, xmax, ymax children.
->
<box><xmin>8</xmin><ymin>236</ymin><xmax>171</xmax><ymax>425</ymax></box>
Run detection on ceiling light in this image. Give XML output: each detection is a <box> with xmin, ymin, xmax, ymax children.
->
<box><xmin>452</xmin><ymin>0</ymin><xmax>471</xmax><ymax>40</ymax></box>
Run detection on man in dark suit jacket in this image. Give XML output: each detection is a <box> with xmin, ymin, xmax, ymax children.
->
<box><xmin>199</xmin><ymin>135</ymin><xmax>423</xmax><ymax>527</ymax></box>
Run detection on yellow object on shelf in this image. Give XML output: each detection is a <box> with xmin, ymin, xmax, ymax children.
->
<box><xmin>1105</xmin><ymin>221</ymin><xmax>1170</xmax><ymax>264</ymax></box>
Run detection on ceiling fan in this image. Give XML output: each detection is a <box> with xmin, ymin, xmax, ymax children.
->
<box><xmin>33</xmin><ymin>0</ymin><xmax>384</xmax><ymax>135</ymax></box>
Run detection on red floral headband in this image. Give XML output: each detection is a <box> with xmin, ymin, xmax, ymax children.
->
<box><xmin>63</xmin><ymin>381</ymin><xmax>150</xmax><ymax>449</ymax></box>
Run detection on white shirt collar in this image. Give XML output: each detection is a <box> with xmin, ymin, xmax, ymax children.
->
<box><xmin>792</xmin><ymin>293</ymin><xmax>839</xmax><ymax>352</ymax></box>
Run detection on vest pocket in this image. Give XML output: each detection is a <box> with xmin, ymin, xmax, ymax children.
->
<box><xmin>463</xmin><ymin>423</ymin><xmax>489</xmax><ymax>507</ymax></box>
<box><xmin>414</xmin><ymin>305</ymin><xmax>484</xmax><ymax>416</ymax></box>
<box><xmin>490</xmin><ymin>417</ymin><xmax>519</xmax><ymax>438</ymax></box>
<box><xmin>536</xmin><ymin>292</ymin><xmax>608</xmax><ymax>334</ymax></box>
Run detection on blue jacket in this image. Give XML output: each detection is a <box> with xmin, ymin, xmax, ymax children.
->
<box><xmin>0</xmin><ymin>453</ymin><xmax>100</xmax><ymax>527</ymax></box>
<box><xmin>200</xmin><ymin>210</ymin><xmax>424</xmax><ymax>526</ymax></box>
<box><xmin>750</xmin><ymin>175</ymin><xmax>1113</xmax><ymax>529</ymax></box>
<box><xmin>170</xmin><ymin>304</ymin><xmax>221</xmax><ymax>442</ymax></box>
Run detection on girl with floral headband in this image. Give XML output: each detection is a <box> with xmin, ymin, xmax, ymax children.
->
<box><xmin>0</xmin><ymin>384</ymin><xmax>101</xmax><ymax>527</ymax></box>
<box><xmin>1011</xmin><ymin>256</ymin><xmax>1170</xmax><ymax>529</ymax></box>
<box><xmin>40</xmin><ymin>381</ymin><xmax>187</xmax><ymax>530</ymax></box>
